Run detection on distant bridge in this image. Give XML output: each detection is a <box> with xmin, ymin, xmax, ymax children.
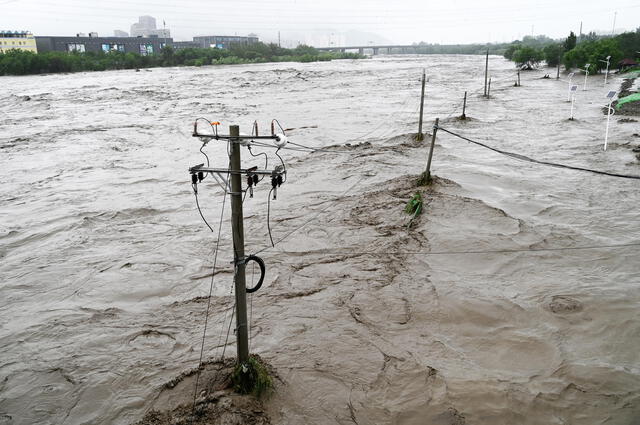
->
<box><xmin>316</xmin><ymin>44</ymin><xmax>423</xmax><ymax>55</ymax></box>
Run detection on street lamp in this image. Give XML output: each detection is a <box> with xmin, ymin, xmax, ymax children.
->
<box><xmin>567</xmin><ymin>72</ymin><xmax>575</xmax><ymax>101</ymax></box>
<box><xmin>582</xmin><ymin>63</ymin><xmax>590</xmax><ymax>91</ymax></box>
<box><xmin>604</xmin><ymin>90</ymin><xmax>617</xmax><ymax>151</ymax></box>
<box><xmin>599</xmin><ymin>55</ymin><xmax>611</xmax><ymax>85</ymax></box>
<box><xmin>569</xmin><ymin>85</ymin><xmax>578</xmax><ymax>120</ymax></box>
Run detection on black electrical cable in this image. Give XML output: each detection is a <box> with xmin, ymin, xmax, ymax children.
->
<box><xmin>266</xmin><ymin>187</ymin><xmax>275</xmax><ymax>247</ymax></box>
<box><xmin>193</xmin><ymin>186</ymin><xmax>214</xmax><ymax>233</ymax></box>
<box><xmin>275</xmin><ymin>148</ymin><xmax>287</xmax><ymax>183</ymax></box>
<box><xmin>247</xmin><ymin>145</ymin><xmax>268</xmax><ymax>182</ymax></box>
<box><xmin>437</xmin><ymin>126</ymin><xmax>640</xmax><ymax>180</ymax></box>
<box><xmin>199</xmin><ymin>143</ymin><xmax>210</xmax><ymax>167</ymax></box>
<box><xmin>272</xmin><ymin>118</ymin><xmax>286</xmax><ymax>134</ymax></box>
<box><xmin>194</xmin><ymin>117</ymin><xmax>218</xmax><ymax>137</ymax></box>
<box><xmin>243</xmin><ymin>255</ymin><xmax>265</xmax><ymax>293</ymax></box>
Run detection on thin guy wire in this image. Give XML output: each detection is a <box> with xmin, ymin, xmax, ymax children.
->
<box><xmin>191</xmin><ymin>179</ymin><xmax>228</xmax><ymax>415</ymax></box>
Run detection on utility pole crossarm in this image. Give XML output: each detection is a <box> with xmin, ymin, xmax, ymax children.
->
<box><xmin>193</xmin><ymin>133</ymin><xmax>279</xmax><ymax>140</ymax></box>
<box><xmin>189</xmin><ymin>165</ymin><xmax>282</xmax><ymax>176</ymax></box>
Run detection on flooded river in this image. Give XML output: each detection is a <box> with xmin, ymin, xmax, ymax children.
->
<box><xmin>1</xmin><ymin>55</ymin><xmax>639</xmax><ymax>424</ymax></box>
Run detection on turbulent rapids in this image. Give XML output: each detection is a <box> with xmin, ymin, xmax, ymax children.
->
<box><xmin>1</xmin><ymin>55</ymin><xmax>639</xmax><ymax>424</ymax></box>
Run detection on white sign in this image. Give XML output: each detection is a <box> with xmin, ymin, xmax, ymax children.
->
<box><xmin>568</xmin><ymin>72</ymin><xmax>575</xmax><ymax>78</ymax></box>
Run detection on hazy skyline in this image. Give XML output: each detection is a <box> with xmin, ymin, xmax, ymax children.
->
<box><xmin>3</xmin><ymin>0</ymin><xmax>639</xmax><ymax>46</ymax></box>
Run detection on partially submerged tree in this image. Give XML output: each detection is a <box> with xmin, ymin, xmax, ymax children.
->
<box><xmin>512</xmin><ymin>46</ymin><xmax>544</xmax><ymax>69</ymax></box>
<box><xmin>543</xmin><ymin>44</ymin><xmax>564</xmax><ymax>67</ymax></box>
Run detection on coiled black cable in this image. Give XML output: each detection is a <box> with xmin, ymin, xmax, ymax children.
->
<box><xmin>243</xmin><ymin>255</ymin><xmax>266</xmax><ymax>293</ymax></box>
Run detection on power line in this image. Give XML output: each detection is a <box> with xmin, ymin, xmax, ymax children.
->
<box><xmin>273</xmin><ymin>242</ymin><xmax>640</xmax><ymax>257</ymax></box>
<box><xmin>191</xmin><ymin>173</ymin><xmax>229</xmax><ymax>416</ymax></box>
<box><xmin>253</xmin><ymin>175</ymin><xmax>366</xmax><ymax>256</ymax></box>
<box><xmin>437</xmin><ymin>126</ymin><xmax>640</xmax><ymax>180</ymax></box>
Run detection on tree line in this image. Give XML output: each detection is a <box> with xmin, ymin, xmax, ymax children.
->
<box><xmin>504</xmin><ymin>29</ymin><xmax>640</xmax><ymax>72</ymax></box>
<box><xmin>0</xmin><ymin>42</ymin><xmax>362</xmax><ymax>76</ymax></box>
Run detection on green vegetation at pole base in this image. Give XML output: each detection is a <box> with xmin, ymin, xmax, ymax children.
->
<box><xmin>0</xmin><ymin>42</ymin><xmax>365</xmax><ymax>76</ymax></box>
<box><xmin>231</xmin><ymin>355</ymin><xmax>273</xmax><ymax>399</ymax></box>
<box><xmin>405</xmin><ymin>192</ymin><xmax>424</xmax><ymax>216</ymax></box>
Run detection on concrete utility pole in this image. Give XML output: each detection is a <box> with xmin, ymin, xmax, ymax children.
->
<box><xmin>229</xmin><ymin>125</ymin><xmax>249</xmax><ymax>364</ymax></box>
<box><xmin>417</xmin><ymin>69</ymin><xmax>426</xmax><ymax>141</ymax></box>
<box><xmin>484</xmin><ymin>50</ymin><xmax>489</xmax><ymax>97</ymax></box>
<box><xmin>424</xmin><ymin>118</ymin><xmax>439</xmax><ymax>182</ymax></box>
<box><xmin>461</xmin><ymin>91</ymin><xmax>467</xmax><ymax>120</ymax></box>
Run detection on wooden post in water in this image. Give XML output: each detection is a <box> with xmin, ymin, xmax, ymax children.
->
<box><xmin>556</xmin><ymin>55</ymin><xmax>561</xmax><ymax>79</ymax></box>
<box><xmin>487</xmin><ymin>77</ymin><xmax>492</xmax><ymax>99</ymax></box>
<box><xmin>517</xmin><ymin>70</ymin><xmax>521</xmax><ymax>87</ymax></box>
<box><xmin>461</xmin><ymin>91</ymin><xmax>467</xmax><ymax>120</ymax></box>
<box><xmin>417</xmin><ymin>69</ymin><xmax>426</xmax><ymax>141</ymax></box>
<box><xmin>420</xmin><ymin>118</ymin><xmax>439</xmax><ymax>184</ymax></box>
<box><xmin>483</xmin><ymin>50</ymin><xmax>489</xmax><ymax>97</ymax></box>
<box><xmin>229</xmin><ymin>124</ymin><xmax>249</xmax><ymax>365</ymax></box>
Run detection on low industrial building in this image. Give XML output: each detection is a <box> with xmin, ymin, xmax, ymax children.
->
<box><xmin>0</xmin><ymin>31</ymin><xmax>38</xmax><ymax>53</ymax></box>
<box><xmin>35</xmin><ymin>35</ymin><xmax>172</xmax><ymax>55</ymax></box>
<box><xmin>192</xmin><ymin>35</ymin><xmax>259</xmax><ymax>49</ymax></box>
<box><xmin>172</xmin><ymin>41</ymin><xmax>201</xmax><ymax>50</ymax></box>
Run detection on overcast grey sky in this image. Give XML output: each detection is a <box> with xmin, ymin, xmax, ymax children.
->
<box><xmin>3</xmin><ymin>0</ymin><xmax>639</xmax><ymax>45</ymax></box>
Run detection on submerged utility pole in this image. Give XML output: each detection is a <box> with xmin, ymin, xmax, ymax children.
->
<box><xmin>417</xmin><ymin>69</ymin><xmax>426</xmax><ymax>141</ymax></box>
<box><xmin>484</xmin><ymin>49</ymin><xmax>489</xmax><ymax>97</ymax></box>
<box><xmin>461</xmin><ymin>91</ymin><xmax>467</xmax><ymax>120</ymax></box>
<box><xmin>422</xmin><ymin>118</ymin><xmax>439</xmax><ymax>183</ymax></box>
<box><xmin>229</xmin><ymin>124</ymin><xmax>249</xmax><ymax>364</ymax></box>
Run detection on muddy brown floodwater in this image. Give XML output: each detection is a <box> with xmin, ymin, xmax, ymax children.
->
<box><xmin>1</xmin><ymin>55</ymin><xmax>639</xmax><ymax>425</ymax></box>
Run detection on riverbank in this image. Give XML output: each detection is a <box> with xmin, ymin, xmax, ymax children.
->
<box><xmin>0</xmin><ymin>43</ymin><xmax>362</xmax><ymax>76</ymax></box>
